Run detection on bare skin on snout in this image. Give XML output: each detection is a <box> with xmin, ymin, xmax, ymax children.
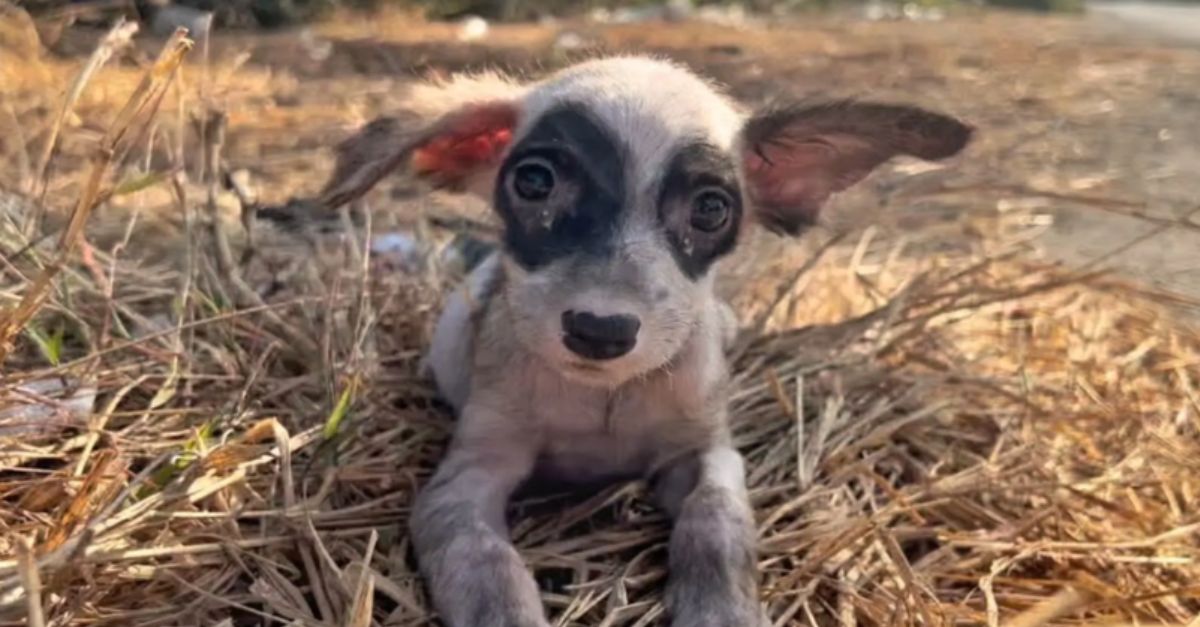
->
<box><xmin>386</xmin><ymin>56</ymin><xmax>973</xmax><ymax>627</ymax></box>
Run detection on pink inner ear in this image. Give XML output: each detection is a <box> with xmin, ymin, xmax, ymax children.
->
<box><xmin>412</xmin><ymin>103</ymin><xmax>518</xmax><ymax>186</ymax></box>
<box><xmin>742</xmin><ymin>134</ymin><xmax>887</xmax><ymax>232</ymax></box>
<box><xmin>740</xmin><ymin>101</ymin><xmax>972</xmax><ymax>235</ymax></box>
<box><xmin>743</xmin><ymin>140</ymin><xmax>836</xmax><ymax>227</ymax></box>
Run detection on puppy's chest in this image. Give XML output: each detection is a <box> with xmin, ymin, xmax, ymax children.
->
<box><xmin>528</xmin><ymin>377</ymin><xmax>695</xmax><ymax>484</ymax></box>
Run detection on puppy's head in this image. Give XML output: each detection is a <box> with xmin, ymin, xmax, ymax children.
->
<box><xmin>407</xmin><ymin>57</ymin><xmax>971</xmax><ymax>387</ymax></box>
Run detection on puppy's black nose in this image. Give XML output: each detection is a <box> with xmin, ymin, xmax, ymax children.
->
<box><xmin>561</xmin><ymin>310</ymin><xmax>640</xmax><ymax>361</ymax></box>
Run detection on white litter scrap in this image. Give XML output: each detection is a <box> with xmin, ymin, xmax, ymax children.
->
<box><xmin>588</xmin><ymin>7</ymin><xmax>613</xmax><ymax>22</ymax></box>
<box><xmin>903</xmin><ymin>3</ymin><xmax>946</xmax><ymax>21</ymax></box>
<box><xmin>591</xmin><ymin>1</ymin><xmax>750</xmax><ymax>27</ymax></box>
<box><xmin>369</xmin><ymin>229</ymin><xmax>493</xmax><ymax>276</ymax></box>
<box><xmin>696</xmin><ymin>3</ymin><xmax>750</xmax><ymax>27</ymax></box>
<box><xmin>554</xmin><ymin>31</ymin><xmax>587</xmax><ymax>51</ymax></box>
<box><xmin>864</xmin><ymin>1</ymin><xmax>946</xmax><ymax>21</ymax></box>
<box><xmin>864</xmin><ymin>0</ymin><xmax>904</xmax><ymax>20</ymax></box>
<box><xmin>457</xmin><ymin>15</ymin><xmax>489</xmax><ymax>42</ymax></box>
<box><xmin>0</xmin><ymin>377</ymin><xmax>96</xmax><ymax>437</ymax></box>
<box><xmin>371</xmin><ymin>231</ymin><xmax>426</xmax><ymax>272</ymax></box>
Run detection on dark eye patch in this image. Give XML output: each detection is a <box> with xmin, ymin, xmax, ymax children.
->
<box><xmin>495</xmin><ymin>104</ymin><xmax>627</xmax><ymax>270</ymax></box>
<box><xmin>657</xmin><ymin>141</ymin><xmax>743</xmax><ymax>280</ymax></box>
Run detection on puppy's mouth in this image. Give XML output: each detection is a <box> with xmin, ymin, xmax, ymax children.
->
<box><xmin>559</xmin><ymin>357</ymin><xmax>631</xmax><ymax>388</ymax></box>
<box><xmin>567</xmin><ymin>360</ymin><xmax>607</xmax><ymax>373</ymax></box>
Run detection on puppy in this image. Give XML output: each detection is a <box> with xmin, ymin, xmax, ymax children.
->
<box><xmin>397</xmin><ymin>56</ymin><xmax>973</xmax><ymax>627</ymax></box>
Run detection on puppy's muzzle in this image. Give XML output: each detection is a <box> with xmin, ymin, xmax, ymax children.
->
<box><xmin>561</xmin><ymin>310</ymin><xmax>641</xmax><ymax>360</ymax></box>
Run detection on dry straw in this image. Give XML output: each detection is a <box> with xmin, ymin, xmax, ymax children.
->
<box><xmin>1</xmin><ymin>14</ymin><xmax>1198</xmax><ymax>627</ymax></box>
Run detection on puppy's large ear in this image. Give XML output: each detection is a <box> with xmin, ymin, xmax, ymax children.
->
<box><xmin>739</xmin><ymin>101</ymin><xmax>972</xmax><ymax>235</ymax></box>
<box><xmin>316</xmin><ymin>72</ymin><xmax>524</xmax><ymax>210</ymax></box>
<box><xmin>407</xmin><ymin>101</ymin><xmax>518</xmax><ymax>193</ymax></box>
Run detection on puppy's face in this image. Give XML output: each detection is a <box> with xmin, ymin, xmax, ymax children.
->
<box><xmin>496</xmin><ymin>108</ymin><xmax>741</xmax><ymax>385</ymax></box>
<box><xmin>408</xmin><ymin>57</ymin><xmax>972</xmax><ymax>387</ymax></box>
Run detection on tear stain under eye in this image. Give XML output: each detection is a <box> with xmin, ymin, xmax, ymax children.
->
<box><xmin>656</xmin><ymin>141</ymin><xmax>743</xmax><ymax>280</ymax></box>
<box><xmin>681</xmin><ymin>234</ymin><xmax>695</xmax><ymax>256</ymax></box>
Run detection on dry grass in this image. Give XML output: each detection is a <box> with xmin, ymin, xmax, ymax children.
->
<box><xmin>2</xmin><ymin>9</ymin><xmax>1200</xmax><ymax>627</ymax></box>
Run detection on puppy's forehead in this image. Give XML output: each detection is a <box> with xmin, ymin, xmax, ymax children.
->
<box><xmin>515</xmin><ymin>58</ymin><xmax>744</xmax><ymax>183</ymax></box>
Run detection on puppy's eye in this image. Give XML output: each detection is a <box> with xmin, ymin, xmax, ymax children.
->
<box><xmin>512</xmin><ymin>157</ymin><xmax>556</xmax><ymax>202</ymax></box>
<box><xmin>690</xmin><ymin>188</ymin><xmax>733</xmax><ymax>233</ymax></box>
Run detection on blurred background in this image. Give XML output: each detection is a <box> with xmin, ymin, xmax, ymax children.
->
<box><xmin>5</xmin><ymin>0</ymin><xmax>1198</xmax><ymax>307</ymax></box>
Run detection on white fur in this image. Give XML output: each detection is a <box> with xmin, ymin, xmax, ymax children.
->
<box><xmin>428</xmin><ymin>253</ymin><xmax>502</xmax><ymax>413</ymax></box>
<box><xmin>517</xmin><ymin>57</ymin><xmax>746</xmax><ymax>192</ymax></box>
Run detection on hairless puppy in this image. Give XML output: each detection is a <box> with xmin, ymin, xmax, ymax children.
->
<box><xmin>386</xmin><ymin>56</ymin><xmax>973</xmax><ymax>627</ymax></box>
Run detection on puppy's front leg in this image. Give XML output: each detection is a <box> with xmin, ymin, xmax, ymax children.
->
<box><xmin>409</xmin><ymin>409</ymin><xmax>547</xmax><ymax>627</ymax></box>
<box><xmin>655</xmin><ymin>446</ymin><xmax>764</xmax><ymax>627</ymax></box>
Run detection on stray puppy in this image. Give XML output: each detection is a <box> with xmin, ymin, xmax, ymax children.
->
<box><xmin>403</xmin><ymin>56</ymin><xmax>971</xmax><ymax>627</ymax></box>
